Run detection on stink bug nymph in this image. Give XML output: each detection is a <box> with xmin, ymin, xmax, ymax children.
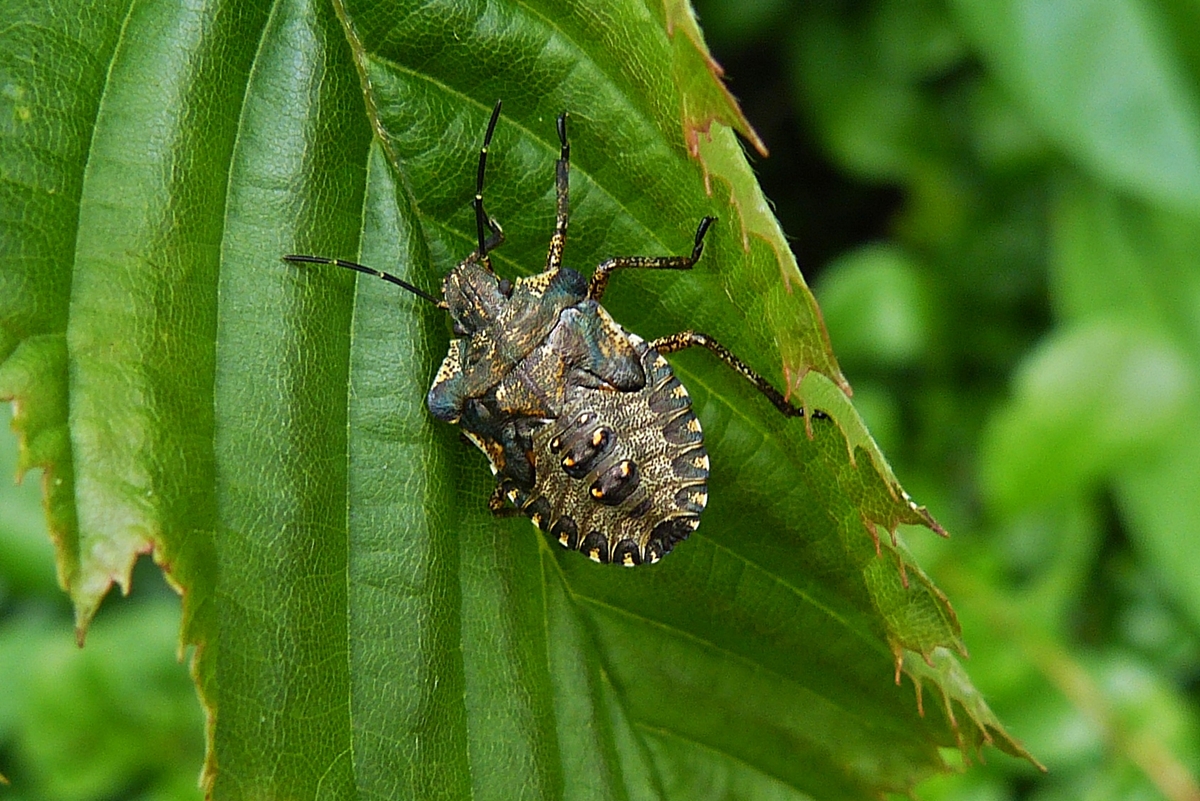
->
<box><xmin>286</xmin><ymin>101</ymin><xmax>810</xmax><ymax>566</ymax></box>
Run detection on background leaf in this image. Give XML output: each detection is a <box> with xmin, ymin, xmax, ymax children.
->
<box><xmin>735</xmin><ymin>0</ymin><xmax>1200</xmax><ymax>798</ymax></box>
<box><xmin>952</xmin><ymin>0</ymin><xmax>1200</xmax><ymax>211</ymax></box>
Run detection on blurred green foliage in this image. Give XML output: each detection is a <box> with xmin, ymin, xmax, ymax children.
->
<box><xmin>1</xmin><ymin>408</ymin><xmax>203</xmax><ymax>800</ymax></box>
<box><xmin>3</xmin><ymin>0</ymin><xmax>1200</xmax><ymax>798</ymax></box>
<box><xmin>695</xmin><ymin>0</ymin><xmax>1200</xmax><ymax>798</ymax></box>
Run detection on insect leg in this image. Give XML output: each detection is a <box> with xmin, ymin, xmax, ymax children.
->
<box><xmin>588</xmin><ymin>216</ymin><xmax>715</xmax><ymax>301</ymax></box>
<box><xmin>474</xmin><ymin>100</ymin><xmax>506</xmax><ymax>270</ymax></box>
<box><xmin>649</xmin><ymin>330</ymin><xmax>809</xmax><ymax>418</ymax></box>
<box><xmin>487</xmin><ymin>484</ymin><xmax>522</xmax><ymax>517</ymax></box>
<box><xmin>545</xmin><ymin>112</ymin><xmax>570</xmax><ymax>273</ymax></box>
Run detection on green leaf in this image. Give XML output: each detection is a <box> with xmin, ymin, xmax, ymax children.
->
<box><xmin>0</xmin><ymin>404</ymin><xmax>58</xmax><ymax>598</ymax></box>
<box><xmin>0</xmin><ymin>598</ymin><xmax>204</xmax><ymax>798</ymax></box>
<box><xmin>1040</xmin><ymin>179</ymin><xmax>1200</xmax><ymax>635</ymax></box>
<box><xmin>0</xmin><ymin>0</ymin><xmax>1034</xmax><ymax>797</ymax></box>
<box><xmin>951</xmin><ymin>0</ymin><xmax>1200</xmax><ymax>211</ymax></box>
<box><xmin>980</xmin><ymin>318</ymin><xmax>1192</xmax><ymax>510</ymax></box>
<box><xmin>817</xmin><ymin>244</ymin><xmax>934</xmax><ymax>369</ymax></box>
<box><xmin>791</xmin><ymin>0</ymin><xmax>968</xmax><ymax>184</ymax></box>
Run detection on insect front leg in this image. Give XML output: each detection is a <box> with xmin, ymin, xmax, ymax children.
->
<box><xmin>545</xmin><ymin>112</ymin><xmax>570</xmax><ymax>274</ymax></box>
<box><xmin>473</xmin><ymin>100</ymin><xmax>506</xmax><ymax>270</ymax></box>
<box><xmin>588</xmin><ymin>215</ymin><xmax>716</xmax><ymax>301</ymax></box>
<box><xmin>649</xmin><ymin>330</ymin><xmax>812</xmax><ymax>419</ymax></box>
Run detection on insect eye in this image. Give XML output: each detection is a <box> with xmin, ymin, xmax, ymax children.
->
<box><xmin>452</xmin><ymin>321</ymin><xmax>468</xmax><ymax>336</ymax></box>
<box><xmin>498</xmin><ymin>278</ymin><xmax>513</xmax><ymax>298</ymax></box>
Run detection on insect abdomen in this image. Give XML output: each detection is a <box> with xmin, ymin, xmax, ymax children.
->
<box><xmin>506</xmin><ymin>339</ymin><xmax>709</xmax><ymax>566</ymax></box>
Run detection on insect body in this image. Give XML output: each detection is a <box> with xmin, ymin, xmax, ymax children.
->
<box><xmin>286</xmin><ymin>101</ymin><xmax>807</xmax><ymax>565</ymax></box>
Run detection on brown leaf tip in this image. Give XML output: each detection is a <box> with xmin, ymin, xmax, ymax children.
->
<box><xmin>664</xmin><ymin>0</ymin><xmax>769</xmax><ymax>159</ymax></box>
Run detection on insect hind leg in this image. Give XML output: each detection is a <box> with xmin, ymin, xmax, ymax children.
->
<box><xmin>487</xmin><ymin>484</ymin><xmax>522</xmax><ymax>517</ymax></box>
<box><xmin>588</xmin><ymin>216</ymin><xmax>715</xmax><ymax>301</ymax></box>
<box><xmin>649</xmin><ymin>330</ymin><xmax>812</xmax><ymax>419</ymax></box>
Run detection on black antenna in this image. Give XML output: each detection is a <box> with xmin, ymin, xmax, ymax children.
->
<box><xmin>283</xmin><ymin>254</ymin><xmax>442</xmax><ymax>305</ymax></box>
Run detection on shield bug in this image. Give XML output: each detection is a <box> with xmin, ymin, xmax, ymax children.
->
<box><xmin>286</xmin><ymin>101</ymin><xmax>812</xmax><ymax>566</ymax></box>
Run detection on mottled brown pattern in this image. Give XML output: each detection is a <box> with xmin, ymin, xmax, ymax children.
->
<box><xmin>504</xmin><ymin>333</ymin><xmax>709</xmax><ymax>566</ymax></box>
